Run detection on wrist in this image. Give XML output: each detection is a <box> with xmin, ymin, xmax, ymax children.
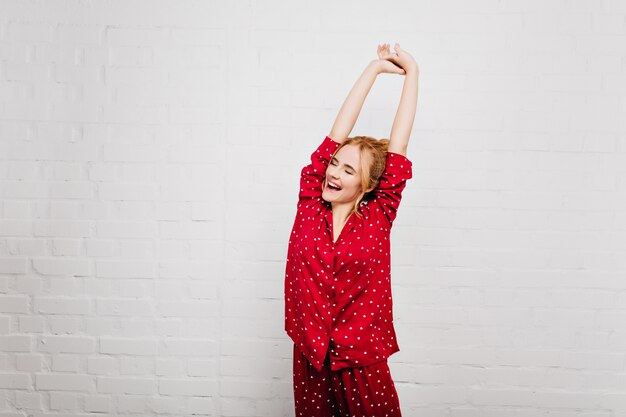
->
<box><xmin>404</xmin><ymin>64</ymin><xmax>419</xmax><ymax>77</ymax></box>
<box><xmin>368</xmin><ymin>59</ymin><xmax>382</xmax><ymax>75</ymax></box>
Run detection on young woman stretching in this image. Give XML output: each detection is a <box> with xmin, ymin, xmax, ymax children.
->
<box><xmin>284</xmin><ymin>43</ymin><xmax>419</xmax><ymax>417</ymax></box>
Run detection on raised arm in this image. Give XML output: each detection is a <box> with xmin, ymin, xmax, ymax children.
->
<box><xmin>381</xmin><ymin>43</ymin><xmax>420</xmax><ymax>156</ymax></box>
<box><xmin>329</xmin><ymin>45</ymin><xmax>406</xmax><ymax>144</ymax></box>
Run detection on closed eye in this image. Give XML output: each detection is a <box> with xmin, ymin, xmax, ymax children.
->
<box><xmin>331</xmin><ymin>157</ymin><xmax>356</xmax><ymax>175</ymax></box>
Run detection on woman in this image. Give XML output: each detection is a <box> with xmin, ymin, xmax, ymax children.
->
<box><xmin>284</xmin><ymin>43</ymin><xmax>419</xmax><ymax>417</ymax></box>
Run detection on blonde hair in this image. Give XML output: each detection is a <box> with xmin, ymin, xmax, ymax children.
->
<box><xmin>323</xmin><ymin>135</ymin><xmax>389</xmax><ymax>218</ymax></box>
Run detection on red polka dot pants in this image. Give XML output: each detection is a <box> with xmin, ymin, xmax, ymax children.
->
<box><xmin>292</xmin><ymin>344</ymin><xmax>402</xmax><ymax>417</ymax></box>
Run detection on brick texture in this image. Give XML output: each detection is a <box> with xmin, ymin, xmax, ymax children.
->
<box><xmin>0</xmin><ymin>1</ymin><xmax>625</xmax><ymax>416</ymax></box>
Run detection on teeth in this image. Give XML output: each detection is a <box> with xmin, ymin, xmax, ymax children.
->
<box><xmin>328</xmin><ymin>181</ymin><xmax>341</xmax><ymax>189</ymax></box>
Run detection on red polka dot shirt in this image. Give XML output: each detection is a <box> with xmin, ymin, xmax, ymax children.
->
<box><xmin>284</xmin><ymin>135</ymin><xmax>413</xmax><ymax>371</ymax></box>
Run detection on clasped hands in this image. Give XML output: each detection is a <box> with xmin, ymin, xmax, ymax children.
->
<box><xmin>374</xmin><ymin>43</ymin><xmax>419</xmax><ymax>76</ymax></box>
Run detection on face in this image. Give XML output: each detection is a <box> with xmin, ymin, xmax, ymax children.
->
<box><xmin>322</xmin><ymin>144</ymin><xmax>363</xmax><ymax>205</ymax></box>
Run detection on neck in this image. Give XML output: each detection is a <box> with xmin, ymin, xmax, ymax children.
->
<box><xmin>331</xmin><ymin>201</ymin><xmax>354</xmax><ymax>222</ymax></box>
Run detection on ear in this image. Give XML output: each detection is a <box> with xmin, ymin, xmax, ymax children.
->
<box><xmin>363</xmin><ymin>179</ymin><xmax>381</xmax><ymax>194</ymax></box>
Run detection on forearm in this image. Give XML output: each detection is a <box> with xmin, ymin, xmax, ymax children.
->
<box><xmin>389</xmin><ymin>68</ymin><xmax>419</xmax><ymax>155</ymax></box>
<box><xmin>329</xmin><ymin>61</ymin><xmax>380</xmax><ymax>144</ymax></box>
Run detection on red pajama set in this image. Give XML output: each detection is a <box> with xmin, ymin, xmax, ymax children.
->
<box><xmin>284</xmin><ymin>135</ymin><xmax>413</xmax><ymax>417</ymax></box>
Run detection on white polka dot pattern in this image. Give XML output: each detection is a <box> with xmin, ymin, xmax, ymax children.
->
<box><xmin>293</xmin><ymin>344</ymin><xmax>402</xmax><ymax>417</ymax></box>
<box><xmin>285</xmin><ymin>136</ymin><xmax>413</xmax><ymax>372</ymax></box>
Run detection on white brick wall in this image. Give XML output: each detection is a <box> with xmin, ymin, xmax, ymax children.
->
<box><xmin>0</xmin><ymin>0</ymin><xmax>625</xmax><ymax>416</ymax></box>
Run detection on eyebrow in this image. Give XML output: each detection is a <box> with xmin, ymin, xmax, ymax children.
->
<box><xmin>331</xmin><ymin>156</ymin><xmax>357</xmax><ymax>172</ymax></box>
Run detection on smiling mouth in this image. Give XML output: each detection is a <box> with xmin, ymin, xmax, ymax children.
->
<box><xmin>327</xmin><ymin>180</ymin><xmax>342</xmax><ymax>191</ymax></box>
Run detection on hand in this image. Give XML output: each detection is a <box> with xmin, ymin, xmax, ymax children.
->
<box><xmin>376</xmin><ymin>43</ymin><xmax>419</xmax><ymax>75</ymax></box>
<box><xmin>375</xmin><ymin>43</ymin><xmax>405</xmax><ymax>75</ymax></box>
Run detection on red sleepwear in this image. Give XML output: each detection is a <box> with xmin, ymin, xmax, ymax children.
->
<box><xmin>293</xmin><ymin>344</ymin><xmax>401</xmax><ymax>417</ymax></box>
<box><xmin>284</xmin><ymin>135</ymin><xmax>412</xmax><ymax>415</ymax></box>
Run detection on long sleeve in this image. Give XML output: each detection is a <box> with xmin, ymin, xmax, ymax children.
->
<box><xmin>371</xmin><ymin>151</ymin><xmax>413</xmax><ymax>223</ymax></box>
<box><xmin>298</xmin><ymin>136</ymin><xmax>341</xmax><ymax>201</ymax></box>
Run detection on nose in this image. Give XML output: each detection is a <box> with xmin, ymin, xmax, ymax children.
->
<box><xmin>328</xmin><ymin>166</ymin><xmax>340</xmax><ymax>179</ymax></box>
